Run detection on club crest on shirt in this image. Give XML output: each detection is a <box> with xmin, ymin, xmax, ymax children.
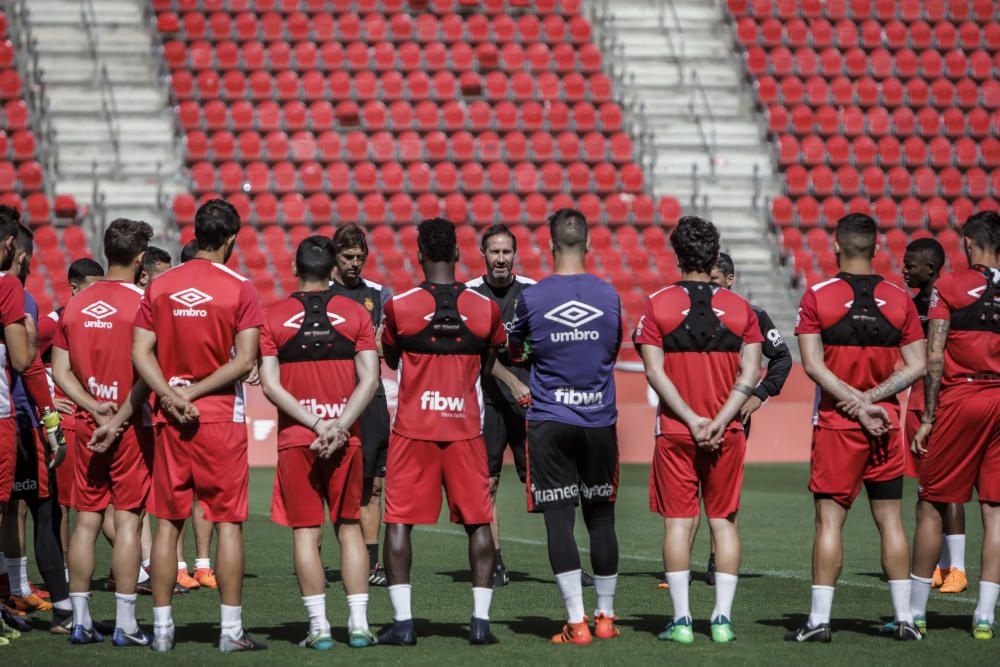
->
<box><xmin>364</xmin><ymin>297</ymin><xmax>375</xmax><ymax>311</ymax></box>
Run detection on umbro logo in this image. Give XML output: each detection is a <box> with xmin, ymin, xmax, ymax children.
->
<box><xmin>283</xmin><ymin>311</ymin><xmax>346</xmax><ymax>329</ymax></box>
<box><xmin>170</xmin><ymin>288</ymin><xmax>213</xmax><ymax>308</ymax></box>
<box><xmin>170</xmin><ymin>288</ymin><xmax>212</xmax><ymax>317</ymax></box>
<box><xmin>681</xmin><ymin>307</ymin><xmax>726</xmax><ymax>317</ymax></box>
<box><xmin>81</xmin><ymin>301</ymin><xmax>116</xmax><ymax>320</ymax></box>
<box><xmin>424</xmin><ymin>312</ymin><xmax>468</xmax><ymax>321</ymax></box>
<box><xmin>544</xmin><ymin>300</ymin><xmax>604</xmax><ymax>328</ymax></box>
<box><xmin>844</xmin><ymin>298</ymin><xmax>886</xmax><ymax>308</ymax></box>
<box><xmin>81</xmin><ymin>301</ymin><xmax>117</xmax><ymax>329</ymax></box>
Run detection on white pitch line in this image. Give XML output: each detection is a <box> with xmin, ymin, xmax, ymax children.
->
<box><xmin>414</xmin><ymin>525</ymin><xmax>981</xmax><ymax>605</ymax></box>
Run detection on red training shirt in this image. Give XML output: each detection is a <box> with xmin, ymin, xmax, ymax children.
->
<box><xmin>633</xmin><ymin>283</ymin><xmax>763</xmax><ymax>436</ymax></box>
<box><xmin>0</xmin><ymin>272</ymin><xmax>26</xmax><ymax>419</ymax></box>
<box><xmin>134</xmin><ymin>259</ymin><xmax>263</xmax><ymax>424</ymax></box>
<box><xmin>382</xmin><ymin>284</ymin><xmax>504</xmax><ymax>441</ymax></box>
<box><xmin>795</xmin><ymin>275</ymin><xmax>923</xmax><ymax>430</ymax></box>
<box><xmin>260</xmin><ymin>292</ymin><xmax>376</xmax><ymax>450</ymax></box>
<box><xmin>53</xmin><ymin>281</ymin><xmax>145</xmax><ymax>428</ymax></box>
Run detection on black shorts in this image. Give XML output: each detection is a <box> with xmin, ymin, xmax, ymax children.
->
<box><xmin>483</xmin><ymin>401</ymin><xmax>527</xmax><ymax>481</ymax></box>
<box><xmin>526</xmin><ymin>420</ymin><xmax>618</xmax><ymax>513</ymax></box>
<box><xmin>12</xmin><ymin>413</ymin><xmax>48</xmax><ymax>500</ymax></box>
<box><xmin>359</xmin><ymin>394</ymin><xmax>390</xmax><ymax>479</ymax></box>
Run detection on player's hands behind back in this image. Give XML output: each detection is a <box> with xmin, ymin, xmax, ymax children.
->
<box><xmin>311</xmin><ymin>419</ymin><xmax>349</xmax><ymax>458</ymax></box>
<box><xmin>911</xmin><ymin>422</ymin><xmax>933</xmax><ymax>457</ymax></box>
<box><xmin>162</xmin><ymin>388</ymin><xmax>200</xmax><ymax>425</ymax></box>
<box><xmin>739</xmin><ymin>395</ymin><xmax>763</xmax><ymax>424</ymax></box>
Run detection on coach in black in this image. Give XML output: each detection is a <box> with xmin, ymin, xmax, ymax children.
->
<box><xmin>466</xmin><ymin>224</ymin><xmax>535</xmax><ymax>588</ymax></box>
<box><xmin>328</xmin><ymin>224</ymin><xmax>393</xmax><ymax>587</ymax></box>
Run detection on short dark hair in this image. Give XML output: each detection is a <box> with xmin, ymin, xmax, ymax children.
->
<box><xmin>962</xmin><ymin>210</ymin><xmax>1000</xmax><ymax>254</ymax></box>
<box><xmin>715</xmin><ymin>251</ymin><xmax>735</xmax><ymax>278</ymax></box>
<box><xmin>14</xmin><ymin>224</ymin><xmax>33</xmax><ymax>256</ymax></box>
<box><xmin>834</xmin><ymin>213</ymin><xmax>878</xmax><ymax>259</ymax></box>
<box><xmin>180</xmin><ymin>239</ymin><xmax>199</xmax><ymax>263</ymax></box>
<box><xmin>905</xmin><ymin>238</ymin><xmax>945</xmax><ymax>269</ymax></box>
<box><xmin>194</xmin><ymin>199</ymin><xmax>241</xmax><ymax>251</ymax></box>
<box><xmin>671</xmin><ymin>215</ymin><xmax>720</xmax><ymax>274</ymax></box>
<box><xmin>332</xmin><ymin>223</ymin><xmax>369</xmax><ymax>258</ymax></box>
<box><xmin>67</xmin><ymin>258</ymin><xmax>103</xmax><ymax>284</ymax></box>
<box><xmin>480</xmin><ymin>223</ymin><xmax>517</xmax><ymax>253</ymax></box>
<box><xmin>549</xmin><ymin>208</ymin><xmax>588</xmax><ymax>252</ymax></box>
<box><xmin>417</xmin><ymin>217</ymin><xmax>457</xmax><ymax>263</ymax></box>
<box><xmin>143</xmin><ymin>245</ymin><xmax>172</xmax><ymax>272</ymax></box>
<box><xmin>0</xmin><ymin>205</ymin><xmax>19</xmax><ymax>244</ymax></box>
<box><xmin>295</xmin><ymin>236</ymin><xmax>337</xmax><ymax>282</ymax></box>
<box><xmin>104</xmin><ymin>218</ymin><xmax>153</xmax><ymax>267</ymax></box>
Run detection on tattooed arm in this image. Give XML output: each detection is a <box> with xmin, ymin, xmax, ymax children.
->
<box><xmin>862</xmin><ymin>340</ymin><xmax>927</xmax><ymax>404</ymax></box>
<box><xmin>911</xmin><ymin>318</ymin><xmax>949</xmax><ymax>456</ymax></box>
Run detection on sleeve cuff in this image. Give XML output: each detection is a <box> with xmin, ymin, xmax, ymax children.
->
<box><xmin>752</xmin><ymin>386</ymin><xmax>770</xmax><ymax>402</ymax></box>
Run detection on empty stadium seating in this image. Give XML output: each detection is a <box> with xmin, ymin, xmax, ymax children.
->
<box><xmin>731</xmin><ymin>0</ymin><xmax>999</xmax><ymax>287</ymax></box>
<box><xmin>156</xmin><ymin>0</ymin><xmax>681</xmax><ymax>355</ymax></box>
<box><xmin>0</xmin><ymin>9</ymin><xmax>84</xmax><ymax>313</ymax></box>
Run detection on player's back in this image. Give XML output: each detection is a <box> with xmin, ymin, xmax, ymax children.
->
<box><xmin>58</xmin><ymin>281</ymin><xmax>144</xmax><ymax>414</ymax></box>
<box><xmin>796</xmin><ymin>273</ymin><xmax>922</xmax><ymax>428</ymax></box>
<box><xmin>384</xmin><ymin>281</ymin><xmax>503</xmax><ymax>441</ymax></box>
<box><xmin>635</xmin><ymin>283</ymin><xmax>760</xmax><ymax>434</ymax></box>
<box><xmin>138</xmin><ymin>258</ymin><xmax>261</xmax><ymax>422</ymax></box>
<box><xmin>929</xmin><ymin>266</ymin><xmax>1000</xmax><ymax>390</ymax></box>
<box><xmin>512</xmin><ymin>273</ymin><xmax>621</xmax><ymax>428</ymax></box>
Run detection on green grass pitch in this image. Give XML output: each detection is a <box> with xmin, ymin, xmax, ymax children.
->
<box><xmin>3</xmin><ymin>464</ymin><xmax>995</xmax><ymax>665</ymax></box>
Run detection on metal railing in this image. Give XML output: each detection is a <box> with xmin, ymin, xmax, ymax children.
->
<box><xmin>656</xmin><ymin>0</ymin><xmax>686</xmax><ymax>85</ymax></box>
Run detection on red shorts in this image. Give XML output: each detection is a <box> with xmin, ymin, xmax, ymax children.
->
<box><xmin>0</xmin><ymin>417</ymin><xmax>15</xmax><ymax>502</ymax></box>
<box><xmin>809</xmin><ymin>427</ymin><xmax>902</xmax><ymax>508</ymax></box>
<box><xmin>150</xmin><ymin>421</ymin><xmax>249</xmax><ymax>523</ymax></box>
<box><xmin>72</xmin><ymin>422</ymin><xmax>153</xmax><ymax>512</ymax></box>
<box><xmin>902</xmin><ymin>409</ymin><xmax>921</xmax><ymax>479</ymax></box>
<box><xmin>918</xmin><ymin>386</ymin><xmax>1000</xmax><ymax>504</ymax></box>
<box><xmin>56</xmin><ymin>427</ymin><xmax>76</xmax><ymax>506</ymax></box>
<box><xmin>649</xmin><ymin>431</ymin><xmax>746</xmax><ymax>519</ymax></box>
<box><xmin>384</xmin><ymin>433</ymin><xmax>492</xmax><ymax>525</ymax></box>
<box><xmin>271</xmin><ymin>440</ymin><xmax>363</xmax><ymax>527</ymax></box>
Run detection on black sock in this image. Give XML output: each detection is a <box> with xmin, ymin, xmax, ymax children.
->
<box><xmin>367</xmin><ymin>543</ymin><xmax>379</xmax><ymax>570</ymax></box>
<box><xmin>496</xmin><ymin>550</ymin><xmax>503</xmax><ymax>567</ymax></box>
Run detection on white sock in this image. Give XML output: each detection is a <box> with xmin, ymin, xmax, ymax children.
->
<box><xmin>70</xmin><ymin>591</ymin><xmax>93</xmax><ymax>629</ymax></box>
<box><xmin>177</xmin><ymin>561</ymin><xmax>187</xmax><ymax>573</ymax></box>
<box><xmin>666</xmin><ymin>571</ymin><xmax>691</xmax><ymax>622</ymax></box>
<box><xmin>808</xmin><ymin>585</ymin><xmax>835</xmax><ymax>626</ymax></box>
<box><xmin>116</xmin><ymin>593</ymin><xmax>139</xmax><ymax>633</ymax></box>
<box><xmin>388</xmin><ymin>584</ymin><xmax>412</xmax><ymax>622</ymax></box>
<box><xmin>555</xmin><ymin>570</ymin><xmax>585</xmax><ymax>624</ymax></box>
<box><xmin>194</xmin><ymin>558</ymin><xmax>211</xmax><ymax>571</ymax></box>
<box><xmin>65</xmin><ymin>567</ymin><xmax>70</xmax><ymax>583</ymax></box>
<box><xmin>54</xmin><ymin>598</ymin><xmax>72</xmax><ymax>611</ymax></box>
<box><xmin>945</xmin><ymin>534</ymin><xmax>966</xmax><ymax>571</ymax></box>
<box><xmin>472</xmin><ymin>587</ymin><xmax>493</xmax><ymax>621</ymax></box>
<box><xmin>974</xmin><ymin>581</ymin><xmax>1000</xmax><ymax>624</ymax></box>
<box><xmin>302</xmin><ymin>594</ymin><xmax>330</xmax><ymax>636</ymax></box>
<box><xmin>712</xmin><ymin>572</ymin><xmax>738</xmax><ymax>621</ymax></box>
<box><xmin>153</xmin><ymin>605</ymin><xmax>174</xmax><ymax>640</ymax></box>
<box><xmin>220</xmin><ymin>604</ymin><xmax>243</xmax><ymax>640</ymax></box>
<box><xmin>137</xmin><ymin>565</ymin><xmax>150</xmax><ymax>584</ymax></box>
<box><xmin>937</xmin><ymin>537</ymin><xmax>950</xmax><ymax>570</ymax></box>
<box><xmin>8</xmin><ymin>556</ymin><xmax>30</xmax><ymax>596</ymax></box>
<box><xmin>142</xmin><ymin>559</ymin><xmax>151</xmax><ymax>570</ymax></box>
<box><xmin>347</xmin><ymin>593</ymin><xmax>369</xmax><ymax>633</ymax></box>
<box><xmin>909</xmin><ymin>574</ymin><xmax>932</xmax><ymax>618</ymax></box>
<box><xmin>888</xmin><ymin>580</ymin><xmax>912</xmax><ymax>623</ymax></box>
<box><xmin>593</xmin><ymin>574</ymin><xmax>617</xmax><ymax>617</ymax></box>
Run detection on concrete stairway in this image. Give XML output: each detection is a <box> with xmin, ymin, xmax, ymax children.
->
<box><xmin>26</xmin><ymin>0</ymin><xmax>182</xmax><ymax>232</ymax></box>
<box><xmin>588</xmin><ymin>0</ymin><xmax>799</xmax><ymax>343</ymax></box>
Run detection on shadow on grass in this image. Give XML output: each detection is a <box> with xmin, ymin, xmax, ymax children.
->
<box><xmin>758</xmin><ymin>613</ymin><xmax>892</xmax><ymax>638</ymax></box>
<box><xmin>249</xmin><ymin>620</ymin><xmax>308</xmax><ymax>645</ymax></box>
<box><xmin>494</xmin><ymin>615</ymin><xmax>563</xmax><ymax>640</ymax></box>
<box><xmin>617</xmin><ymin>613</ymin><xmax>668</xmax><ymax>637</ymax></box>
<box><xmin>435</xmin><ymin>569</ymin><xmax>551</xmax><ymax>585</ymax></box>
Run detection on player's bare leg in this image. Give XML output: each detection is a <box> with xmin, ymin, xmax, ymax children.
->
<box><xmin>488</xmin><ymin>476</ymin><xmax>501</xmax><ymax>549</ymax></box>
<box><xmin>801</xmin><ymin>498</ymin><xmax>847</xmax><ymax>637</ymax></box>
<box><xmin>378</xmin><ymin>522</ymin><xmax>417</xmax><ymax>646</ymax></box>
<box><xmin>466</xmin><ymin>522</ymin><xmax>498</xmax><ymax>644</ymax></box>
<box><xmin>868</xmin><ymin>497</ymin><xmax>914</xmax><ymax>631</ymax></box>
<box><xmin>937</xmin><ymin>503</ymin><xmax>968</xmax><ymax>592</ymax></box>
<box><xmin>661</xmin><ymin>515</ymin><xmax>696</xmax><ymax>641</ymax></box>
<box><xmin>973</xmin><ymin>502</ymin><xmax>1000</xmax><ymax>638</ymax></box>
<box><xmin>192</xmin><ymin>501</ymin><xmax>217</xmax><ymax>588</ymax></box>
<box><xmin>151</xmin><ymin>517</ymin><xmax>184</xmax><ymax>650</ymax></box>
<box><xmin>101</xmin><ymin>506</ymin><xmax>116</xmax><ymax>545</ymax></box>
<box><xmin>707</xmin><ymin>514</ymin><xmax>740</xmax><ymax>641</ymax></box>
<box><xmin>909</xmin><ymin>499</ymin><xmax>946</xmax><ymax>629</ymax></box>
<box><xmin>293</xmin><ymin>525</ymin><xmax>333</xmax><ymax>649</ymax></box>
<box><xmin>360</xmin><ymin>476</ymin><xmax>385</xmax><ymax>585</ymax></box>
<box><xmin>109</xmin><ymin>508</ymin><xmax>148</xmax><ymax>644</ymax></box>
<box><xmin>136</xmin><ymin>514</ymin><xmax>153</xmax><ymax>593</ymax></box>
<box><xmin>67</xmin><ymin>511</ymin><xmax>104</xmax><ymax>635</ymax></box>
<box><xmin>338</xmin><ymin>521</ymin><xmax>374</xmax><ymax>646</ymax></box>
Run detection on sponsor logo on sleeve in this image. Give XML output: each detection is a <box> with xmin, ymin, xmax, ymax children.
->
<box><xmin>170</xmin><ymin>288</ymin><xmax>213</xmax><ymax>317</ymax></box>
<box><xmin>766</xmin><ymin>328</ymin><xmax>785</xmax><ymax>347</ymax></box>
<box><xmin>544</xmin><ymin>300</ymin><xmax>604</xmax><ymax>341</ymax></box>
<box><xmin>81</xmin><ymin>301</ymin><xmax>117</xmax><ymax>329</ymax></box>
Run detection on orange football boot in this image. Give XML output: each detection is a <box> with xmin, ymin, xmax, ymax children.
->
<box><xmin>552</xmin><ymin>620</ymin><xmax>593</xmax><ymax>645</ymax></box>
<box><xmin>931</xmin><ymin>567</ymin><xmax>944</xmax><ymax>588</ymax></box>
<box><xmin>939</xmin><ymin>568</ymin><xmax>968</xmax><ymax>593</ymax></box>
<box><xmin>194</xmin><ymin>568</ymin><xmax>218</xmax><ymax>588</ymax></box>
<box><xmin>29</xmin><ymin>583</ymin><xmax>50</xmax><ymax>600</ymax></box>
<box><xmin>177</xmin><ymin>568</ymin><xmax>200</xmax><ymax>590</ymax></box>
<box><xmin>9</xmin><ymin>593</ymin><xmax>52</xmax><ymax>613</ymax></box>
<box><xmin>594</xmin><ymin>613</ymin><xmax>621</xmax><ymax>639</ymax></box>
